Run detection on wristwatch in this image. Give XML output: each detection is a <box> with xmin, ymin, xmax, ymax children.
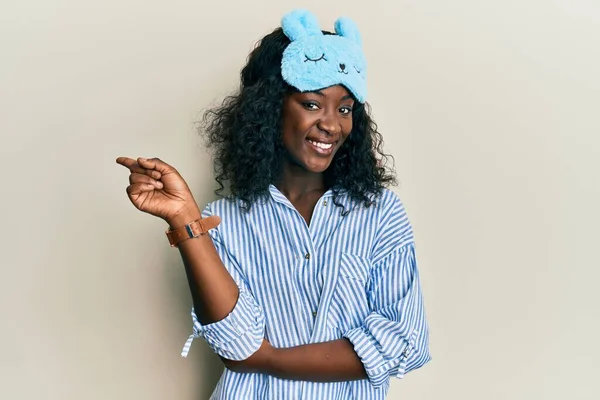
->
<box><xmin>165</xmin><ymin>216</ymin><xmax>221</xmax><ymax>247</ymax></box>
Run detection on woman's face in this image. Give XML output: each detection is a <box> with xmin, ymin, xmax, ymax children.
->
<box><xmin>281</xmin><ymin>85</ymin><xmax>354</xmax><ymax>173</ymax></box>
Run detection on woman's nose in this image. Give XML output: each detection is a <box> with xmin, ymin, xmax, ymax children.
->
<box><xmin>317</xmin><ymin>110</ymin><xmax>341</xmax><ymax>135</ymax></box>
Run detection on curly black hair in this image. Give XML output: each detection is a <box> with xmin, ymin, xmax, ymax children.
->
<box><xmin>200</xmin><ymin>27</ymin><xmax>396</xmax><ymax>215</ymax></box>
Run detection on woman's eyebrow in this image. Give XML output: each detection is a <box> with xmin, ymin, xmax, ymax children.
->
<box><xmin>305</xmin><ymin>91</ymin><xmax>353</xmax><ymax>101</ymax></box>
<box><xmin>307</xmin><ymin>91</ymin><xmax>352</xmax><ymax>100</ymax></box>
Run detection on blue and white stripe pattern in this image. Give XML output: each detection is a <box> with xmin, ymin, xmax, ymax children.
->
<box><xmin>183</xmin><ymin>185</ymin><xmax>431</xmax><ymax>399</ymax></box>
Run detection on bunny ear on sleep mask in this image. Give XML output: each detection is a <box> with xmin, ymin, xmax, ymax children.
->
<box><xmin>280</xmin><ymin>9</ymin><xmax>368</xmax><ymax>103</ymax></box>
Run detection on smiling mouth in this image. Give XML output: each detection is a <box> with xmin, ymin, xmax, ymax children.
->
<box><xmin>308</xmin><ymin>139</ymin><xmax>333</xmax><ymax>149</ymax></box>
<box><xmin>306</xmin><ymin>138</ymin><xmax>336</xmax><ymax>155</ymax></box>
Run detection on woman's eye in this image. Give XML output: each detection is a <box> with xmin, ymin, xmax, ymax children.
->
<box><xmin>303</xmin><ymin>102</ymin><xmax>320</xmax><ymax>110</ymax></box>
<box><xmin>339</xmin><ymin>106</ymin><xmax>353</xmax><ymax>115</ymax></box>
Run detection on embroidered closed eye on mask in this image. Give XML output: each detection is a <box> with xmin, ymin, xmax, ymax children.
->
<box><xmin>281</xmin><ymin>9</ymin><xmax>368</xmax><ymax>103</ymax></box>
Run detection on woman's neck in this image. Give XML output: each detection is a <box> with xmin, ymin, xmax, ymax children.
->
<box><xmin>274</xmin><ymin>162</ymin><xmax>326</xmax><ymax>202</ymax></box>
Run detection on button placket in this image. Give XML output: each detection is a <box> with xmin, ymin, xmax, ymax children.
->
<box><xmin>289</xmin><ymin>212</ymin><xmax>318</xmax><ymax>340</ymax></box>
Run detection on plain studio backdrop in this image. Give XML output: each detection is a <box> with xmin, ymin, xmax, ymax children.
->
<box><xmin>1</xmin><ymin>0</ymin><xmax>599</xmax><ymax>399</ymax></box>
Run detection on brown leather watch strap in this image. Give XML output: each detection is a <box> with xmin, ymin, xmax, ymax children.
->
<box><xmin>165</xmin><ymin>215</ymin><xmax>221</xmax><ymax>247</ymax></box>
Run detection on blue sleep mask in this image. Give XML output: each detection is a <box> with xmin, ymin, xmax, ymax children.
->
<box><xmin>281</xmin><ymin>9</ymin><xmax>368</xmax><ymax>103</ymax></box>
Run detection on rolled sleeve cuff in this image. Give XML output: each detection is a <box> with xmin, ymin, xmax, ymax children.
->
<box><xmin>344</xmin><ymin>326</ymin><xmax>419</xmax><ymax>388</ymax></box>
<box><xmin>181</xmin><ymin>289</ymin><xmax>265</xmax><ymax>360</ymax></box>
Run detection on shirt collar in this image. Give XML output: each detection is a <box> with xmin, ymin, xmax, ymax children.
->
<box><xmin>268</xmin><ymin>184</ymin><xmax>335</xmax><ymax>207</ymax></box>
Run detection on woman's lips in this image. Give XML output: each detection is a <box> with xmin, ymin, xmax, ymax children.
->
<box><xmin>306</xmin><ymin>139</ymin><xmax>336</xmax><ymax>156</ymax></box>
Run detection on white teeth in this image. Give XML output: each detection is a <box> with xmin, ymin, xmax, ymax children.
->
<box><xmin>308</xmin><ymin>140</ymin><xmax>333</xmax><ymax>149</ymax></box>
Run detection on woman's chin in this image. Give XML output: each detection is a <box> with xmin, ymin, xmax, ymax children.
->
<box><xmin>284</xmin><ymin>151</ymin><xmax>335</xmax><ymax>174</ymax></box>
<box><xmin>303</xmin><ymin>158</ymin><xmax>333</xmax><ymax>173</ymax></box>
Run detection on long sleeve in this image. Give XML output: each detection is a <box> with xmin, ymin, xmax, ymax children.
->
<box><xmin>343</xmin><ymin>194</ymin><xmax>431</xmax><ymax>388</ymax></box>
<box><xmin>181</xmin><ymin>203</ymin><xmax>265</xmax><ymax>361</ymax></box>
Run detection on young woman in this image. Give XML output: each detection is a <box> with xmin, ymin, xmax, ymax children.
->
<box><xmin>117</xmin><ymin>9</ymin><xmax>430</xmax><ymax>399</ymax></box>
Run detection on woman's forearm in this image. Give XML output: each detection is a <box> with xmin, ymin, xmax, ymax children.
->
<box><xmin>224</xmin><ymin>338</ymin><xmax>367</xmax><ymax>382</ymax></box>
<box><xmin>168</xmin><ymin>207</ymin><xmax>239</xmax><ymax>325</ymax></box>
<box><xmin>268</xmin><ymin>339</ymin><xmax>366</xmax><ymax>381</ymax></box>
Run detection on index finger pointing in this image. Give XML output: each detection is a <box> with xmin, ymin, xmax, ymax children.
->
<box><xmin>116</xmin><ymin>157</ymin><xmax>136</xmax><ymax>168</ymax></box>
<box><xmin>116</xmin><ymin>156</ymin><xmax>162</xmax><ymax>179</ymax></box>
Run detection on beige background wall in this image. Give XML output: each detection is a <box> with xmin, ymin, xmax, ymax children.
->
<box><xmin>2</xmin><ymin>0</ymin><xmax>599</xmax><ymax>399</ymax></box>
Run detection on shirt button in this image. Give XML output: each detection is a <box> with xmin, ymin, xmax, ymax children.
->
<box><xmin>305</xmin><ymin>253</ymin><xmax>310</xmax><ymax>260</ymax></box>
<box><xmin>312</xmin><ymin>311</ymin><xmax>317</xmax><ymax>317</ymax></box>
<box><xmin>323</xmin><ymin>200</ymin><xmax>327</xmax><ymax>206</ymax></box>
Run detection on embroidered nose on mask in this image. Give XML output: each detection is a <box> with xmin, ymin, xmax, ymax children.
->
<box><xmin>340</xmin><ymin>63</ymin><xmax>346</xmax><ymax>71</ymax></box>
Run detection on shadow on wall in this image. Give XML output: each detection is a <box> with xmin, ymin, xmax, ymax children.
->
<box><xmin>163</xmin><ymin>249</ymin><xmax>224</xmax><ymax>398</ymax></box>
